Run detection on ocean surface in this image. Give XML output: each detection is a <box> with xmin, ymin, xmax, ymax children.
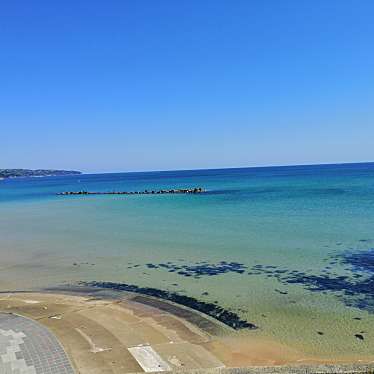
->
<box><xmin>1</xmin><ymin>163</ymin><xmax>374</xmax><ymax>358</ymax></box>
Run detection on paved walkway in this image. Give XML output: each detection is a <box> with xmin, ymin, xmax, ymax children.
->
<box><xmin>0</xmin><ymin>313</ymin><xmax>74</xmax><ymax>374</ymax></box>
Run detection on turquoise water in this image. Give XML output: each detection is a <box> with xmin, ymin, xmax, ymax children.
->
<box><xmin>1</xmin><ymin>163</ymin><xmax>374</xmax><ymax>357</ymax></box>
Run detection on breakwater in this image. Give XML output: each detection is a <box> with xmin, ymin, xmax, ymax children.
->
<box><xmin>81</xmin><ymin>281</ymin><xmax>257</xmax><ymax>330</ymax></box>
<box><xmin>57</xmin><ymin>187</ymin><xmax>204</xmax><ymax>196</ymax></box>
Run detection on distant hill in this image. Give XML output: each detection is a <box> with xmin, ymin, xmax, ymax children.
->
<box><xmin>0</xmin><ymin>169</ymin><xmax>82</xmax><ymax>179</ymax></box>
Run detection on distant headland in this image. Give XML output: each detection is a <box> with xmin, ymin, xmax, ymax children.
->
<box><xmin>0</xmin><ymin>169</ymin><xmax>82</xmax><ymax>179</ymax></box>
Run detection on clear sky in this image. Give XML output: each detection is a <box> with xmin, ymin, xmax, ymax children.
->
<box><xmin>1</xmin><ymin>0</ymin><xmax>373</xmax><ymax>173</ymax></box>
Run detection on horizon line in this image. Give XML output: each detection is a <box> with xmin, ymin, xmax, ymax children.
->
<box><xmin>81</xmin><ymin>160</ymin><xmax>374</xmax><ymax>175</ymax></box>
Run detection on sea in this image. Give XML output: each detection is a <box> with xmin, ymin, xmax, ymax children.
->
<box><xmin>1</xmin><ymin>162</ymin><xmax>374</xmax><ymax>358</ymax></box>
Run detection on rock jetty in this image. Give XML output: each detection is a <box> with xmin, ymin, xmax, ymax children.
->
<box><xmin>57</xmin><ymin>187</ymin><xmax>204</xmax><ymax>196</ymax></box>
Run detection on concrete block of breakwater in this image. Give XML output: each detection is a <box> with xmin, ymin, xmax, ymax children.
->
<box><xmin>57</xmin><ymin>188</ymin><xmax>205</xmax><ymax>196</ymax></box>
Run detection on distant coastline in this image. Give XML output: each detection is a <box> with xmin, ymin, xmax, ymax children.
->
<box><xmin>0</xmin><ymin>169</ymin><xmax>81</xmax><ymax>179</ymax></box>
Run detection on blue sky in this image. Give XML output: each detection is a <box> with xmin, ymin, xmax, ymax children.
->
<box><xmin>1</xmin><ymin>0</ymin><xmax>373</xmax><ymax>172</ymax></box>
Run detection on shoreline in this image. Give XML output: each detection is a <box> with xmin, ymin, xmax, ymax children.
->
<box><xmin>79</xmin><ymin>280</ymin><xmax>257</xmax><ymax>330</ymax></box>
<box><xmin>1</xmin><ymin>289</ymin><xmax>373</xmax><ymax>373</ymax></box>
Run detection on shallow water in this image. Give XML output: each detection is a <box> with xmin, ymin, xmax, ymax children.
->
<box><xmin>1</xmin><ymin>163</ymin><xmax>374</xmax><ymax>357</ymax></box>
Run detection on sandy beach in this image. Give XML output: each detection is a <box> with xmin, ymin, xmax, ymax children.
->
<box><xmin>0</xmin><ymin>290</ymin><xmax>373</xmax><ymax>373</ymax></box>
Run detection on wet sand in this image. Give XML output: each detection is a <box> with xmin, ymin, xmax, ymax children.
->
<box><xmin>0</xmin><ymin>291</ymin><xmax>373</xmax><ymax>373</ymax></box>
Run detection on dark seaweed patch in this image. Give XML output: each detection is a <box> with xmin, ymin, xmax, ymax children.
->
<box><xmin>146</xmin><ymin>263</ymin><xmax>159</xmax><ymax>269</ymax></box>
<box><xmin>339</xmin><ymin>249</ymin><xmax>374</xmax><ymax>273</ymax></box>
<box><xmin>143</xmin><ymin>261</ymin><xmax>247</xmax><ymax>278</ymax></box>
<box><xmin>246</xmin><ymin>248</ymin><xmax>374</xmax><ymax>313</ymax></box>
<box><xmin>80</xmin><ymin>281</ymin><xmax>257</xmax><ymax>330</ymax></box>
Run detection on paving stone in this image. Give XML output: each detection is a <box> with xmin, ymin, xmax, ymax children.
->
<box><xmin>0</xmin><ymin>313</ymin><xmax>75</xmax><ymax>374</ymax></box>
